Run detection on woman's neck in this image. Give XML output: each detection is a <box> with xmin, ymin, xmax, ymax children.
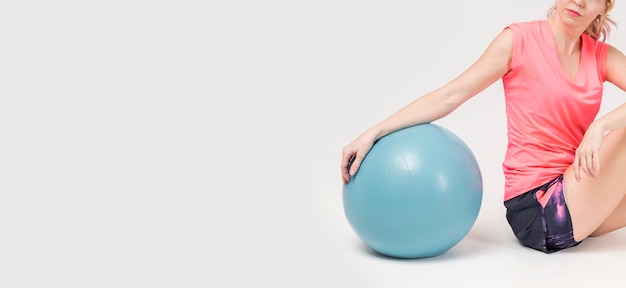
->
<box><xmin>547</xmin><ymin>16</ymin><xmax>584</xmax><ymax>55</ymax></box>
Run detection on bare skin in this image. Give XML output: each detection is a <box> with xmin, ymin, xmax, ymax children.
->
<box><xmin>342</xmin><ymin>0</ymin><xmax>626</xmax><ymax>244</ymax></box>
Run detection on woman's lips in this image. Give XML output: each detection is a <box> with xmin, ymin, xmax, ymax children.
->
<box><xmin>566</xmin><ymin>9</ymin><xmax>582</xmax><ymax>17</ymax></box>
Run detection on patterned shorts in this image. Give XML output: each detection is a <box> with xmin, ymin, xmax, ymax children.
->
<box><xmin>504</xmin><ymin>175</ymin><xmax>581</xmax><ymax>253</ymax></box>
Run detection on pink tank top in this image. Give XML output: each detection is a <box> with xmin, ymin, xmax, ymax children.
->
<box><xmin>502</xmin><ymin>20</ymin><xmax>609</xmax><ymax>201</ymax></box>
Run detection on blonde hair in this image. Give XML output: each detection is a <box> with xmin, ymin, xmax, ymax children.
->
<box><xmin>547</xmin><ymin>0</ymin><xmax>617</xmax><ymax>41</ymax></box>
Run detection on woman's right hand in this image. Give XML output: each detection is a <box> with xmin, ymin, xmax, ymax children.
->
<box><xmin>341</xmin><ymin>133</ymin><xmax>376</xmax><ymax>184</ymax></box>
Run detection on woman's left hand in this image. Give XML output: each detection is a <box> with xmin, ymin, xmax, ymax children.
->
<box><xmin>574</xmin><ymin>123</ymin><xmax>606</xmax><ymax>181</ymax></box>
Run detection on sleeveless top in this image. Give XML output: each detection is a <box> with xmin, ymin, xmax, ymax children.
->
<box><xmin>502</xmin><ymin>20</ymin><xmax>609</xmax><ymax>201</ymax></box>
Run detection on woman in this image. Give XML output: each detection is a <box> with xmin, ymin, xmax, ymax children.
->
<box><xmin>341</xmin><ymin>0</ymin><xmax>626</xmax><ymax>253</ymax></box>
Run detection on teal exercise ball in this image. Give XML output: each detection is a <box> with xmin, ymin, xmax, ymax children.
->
<box><xmin>343</xmin><ymin>123</ymin><xmax>482</xmax><ymax>258</ymax></box>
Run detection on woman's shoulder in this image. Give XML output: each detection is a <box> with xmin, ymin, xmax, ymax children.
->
<box><xmin>506</xmin><ymin>19</ymin><xmax>545</xmax><ymax>30</ymax></box>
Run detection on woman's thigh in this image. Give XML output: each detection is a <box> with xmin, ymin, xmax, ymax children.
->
<box><xmin>563</xmin><ymin>128</ymin><xmax>626</xmax><ymax>241</ymax></box>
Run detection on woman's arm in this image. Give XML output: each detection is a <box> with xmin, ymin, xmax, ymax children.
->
<box><xmin>593</xmin><ymin>47</ymin><xmax>626</xmax><ymax>134</ymax></box>
<box><xmin>367</xmin><ymin>29</ymin><xmax>514</xmax><ymax>141</ymax></box>
<box><xmin>575</xmin><ymin>46</ymin><xmax>626</xmax><ymax>180</ymax></box>
<box><xmin>342</xmin><ymin>28</ymin><xmax>515</xmax><ymax>183</ymax></box>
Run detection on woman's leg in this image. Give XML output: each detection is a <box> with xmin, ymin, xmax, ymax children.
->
<box><xmin>589</xmin><ymin>195</ymin><xmax>626</xmax><ymax>237</ymax></box>
<box><xmin>563</xmin><ymin>128</ymin><xmax>626</xmax><ymax>242</ymax></box>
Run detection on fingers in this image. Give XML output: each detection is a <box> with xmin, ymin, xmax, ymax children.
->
<box><xmin>581</xmin><ymin>153</ymin><xmax>592</xmax><ymax>179</ymax></box>
<box><xmin>341</xmin><ymin>135</ymin><xmax>375</xmax><ymax>184</ymax></box>
<box><xmin>592</xmin><ymin>153</ymin><xmax>601</xmax><ymax>177</ymax></box>
<box><xmin>574</xmin><ymin>149</ymin><xmax>600</xmax><ymax>182</ymax></box>
<box><xmin>341</xmin><ymin>150</ymin><xmax>365</xmax><ymax>184</ymax></box>
<box><xmin>349</xmin><ymin>154</ymin><xmax>364</xmax><ymax>176</ymax></box>
<box><xmin>341</xmin><ymin>152</ymin><xmax>358</xmax><ymax>184</ymax></box>
<box><xmin>341</xmin><ymin>153</ymin><xmax>352</xmax><ymax>184</ymax></box>
<box><xmin>585</xmin><ymin>152</ymin><xmax>600</xmax><ymax>178</ymax></box>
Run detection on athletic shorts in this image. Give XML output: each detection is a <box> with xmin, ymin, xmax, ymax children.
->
<box><xmin>504</xmin><ymin>175</ymin><xmax>581</xmax><ymax>253</ymax></box>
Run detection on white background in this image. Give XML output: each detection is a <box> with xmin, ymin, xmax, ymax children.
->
<box><xmin>2</xmin><ymin>0</ymin><xmax>626</xmax><ymax>287</ymax></box>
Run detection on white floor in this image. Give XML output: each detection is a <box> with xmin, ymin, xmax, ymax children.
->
<box><xmin>314</xmin><ymin>163</ymin><xmax>626</xmax><ymax>288</ymax></box>
<box><xmin>4</xmin><ymin>1</ymin><xmax>626</xmax><ymax>287</ymax></box>
<box><xmin>329</xmin><ymin>201</ymin><xmax>626</xmax><ymax>288</ymax></box>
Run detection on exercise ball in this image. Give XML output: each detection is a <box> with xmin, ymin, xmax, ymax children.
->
<box><xmin>343</xmin><ymin>123</ymin><xmax>482</xmax><ymax>258</ymax></box>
